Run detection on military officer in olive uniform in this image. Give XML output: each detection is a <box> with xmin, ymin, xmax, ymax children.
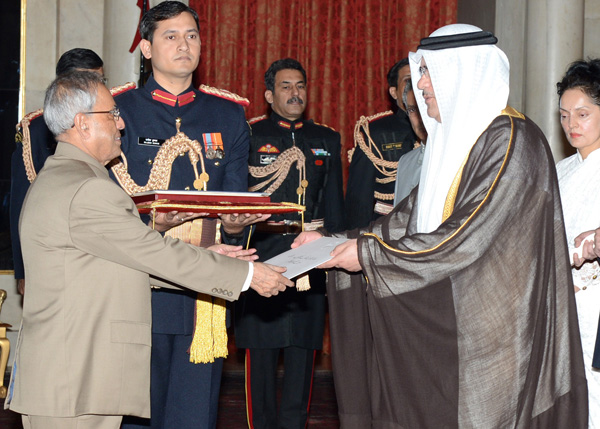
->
<box><xmin>234</xmin><ymin>58</ymin><xmax>344</xmax><ymax>429</ymax></box>
<box><xmin>345</xmin><ymin>58</ymin><xmax>420</xmax><ymax>229</ymax></box>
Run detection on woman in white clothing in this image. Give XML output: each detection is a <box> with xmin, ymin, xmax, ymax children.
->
<box><xmin>556</xmin><ymin>58</ymin><xmax>600</xmax><ymax>428</ymax></box>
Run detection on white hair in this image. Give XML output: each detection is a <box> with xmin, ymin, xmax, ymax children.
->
<box><xmin>44</xmin><ymin>71</ymin><xmax>103</xmax><ymax>136</ymax></box>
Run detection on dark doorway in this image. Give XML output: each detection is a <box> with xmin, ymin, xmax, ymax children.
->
<box><xmin>0</xmin><ymin>0</ymin><xmax>20</xmax><ymax>271</ymax></box>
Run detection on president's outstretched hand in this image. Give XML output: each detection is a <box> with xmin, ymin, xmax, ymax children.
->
<box><xmin>250</xmin><ymin>263</ymin><xmax>294</xmax><ymax>297</ymax></box>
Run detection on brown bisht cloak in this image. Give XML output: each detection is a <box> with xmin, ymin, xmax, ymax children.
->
<box><xmin>328</xmin><ymin>110</ymin><xmax>588</xmax><ymax>428</ymax></box>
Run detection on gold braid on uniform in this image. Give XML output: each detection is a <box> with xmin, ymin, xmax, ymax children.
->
<box><xmin>111</xmin><ymin>120</ymin><xmax>208</xmax><ymax>195</ymax></box>
<box><xmin>198</xmin><ymin>84</ymin><xmax>250</xmax><ymax>107</ymax></box>
<box><xmin>110</xmin><ymin>81</ymin><xmax>137</xmax><ymax>97</ymax></box>
<box><xmin>347</xmin><ymin>147</ymin><xmax>356</xmax><ymax>164</ymax></box>
<box><xmin>111</xmin><ymin>119</ymin><xmax>227</xmax><ymax>364</ymax></box>
<box><xmin>17</xmin><ymin>109</ymin><xmax>43</xmax><ymax>184</ymax></box>
<box><xmin>248</xmin><ymin>146</ymin><xmax>312</xmax><ymax>291</ymax></box>
<box><xmin>248</xmin><ymin>146</ymin><xmax>306</xmax><ymax>203</ymax></box>
<box><xmin>354</xmin><ymin>111</ymin><xmax>399</xmax><ymax>201</ymax></box>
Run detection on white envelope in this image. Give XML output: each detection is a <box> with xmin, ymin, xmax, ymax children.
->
<box><xmin>264</xmin><ymin>237</ymin><xmax>349</xmax><ymax>279</ymax></box>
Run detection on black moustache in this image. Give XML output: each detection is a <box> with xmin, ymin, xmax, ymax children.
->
<box><xmin>287</xmin><ymin>97</ymin><xmax>303</xmax><ymax>104</ymax></box>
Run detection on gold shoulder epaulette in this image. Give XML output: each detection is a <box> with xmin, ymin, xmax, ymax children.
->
<box><xmin>352</xmin><ymin>111</ymin><xmax>398</xmax><ymax>182</ymax></box>
<box><xmin>501</xmin><ymin>106</ymin><xmax>525</xmax><ymax>120</ymax></box>
<box><xmin>248</xmin><ymin>115</ymin><xmax>267</xmax><ymax>126</ymax></box>
<box><xmin>110</xmin><ymin>81</ymin><xmax>136</xmax><ymax>96</ymax></box>
<box><xmin>366</xmin><ymin>110</ymin><xmax>394</xmax><ymax>123</ymax></box>
<box><xmin>352</xmin><ymin>110</ymin><xmax>394</xmax><ymax>148</ymax></box>
<box><xmin>198</xmin><ymin>84</ymin><xmax>250</xmax><ymax>107</ymax></box>
<box><xmin>312</xmin><ymin>120</ymin><xmax>336</xmax><ymax>132</ymax></box>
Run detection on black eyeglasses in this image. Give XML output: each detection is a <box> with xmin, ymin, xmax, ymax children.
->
<box><xmin>83</xmin><ymin>107</ymin><xmax>121</xmax><ymax>121</ymax></box>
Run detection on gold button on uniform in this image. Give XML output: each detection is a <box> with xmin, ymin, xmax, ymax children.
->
<box><xmin>147</xmin><ymin>159</ymin><xmax>153</xmax><ymax>165</ymax></box>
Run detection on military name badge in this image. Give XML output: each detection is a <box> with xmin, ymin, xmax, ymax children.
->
<box><xmin>382</xmin><ymin>142</ymin><xmax>403</xmax><ymax>151</ymax></box>
<box><xmin>138</xmin><ymin>137</ymin><xmax>165</xmax><ymax>147</ymax></box>
<box><xmin>202</xmin><ymin>133</ymin><xmax>225</xmax><ymax>159</ymax></box>
<box><xmin>258</xmin><ymin>143</ymin><xmax>280</xmax><ymax>165</ymax></box>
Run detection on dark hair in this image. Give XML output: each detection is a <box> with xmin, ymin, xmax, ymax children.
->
<box><xmin>557</xmin><ymin>58</ymin><xmax>600</xmax><ymax>106</ymax></box>
<box><xmin>140</xmin><ymin>1</ymin><xmax>200</xmax><ymax>42</ymax></box>
<box><xmin>387</xmin><ymin>58</ymin><xmax>409</xmax><ymax>88</ymax></box>
<box><xmin>401</xmin><ymin>79</ymin><xmax>413</xmax><ymax>110</ymax></box>
<box><xmin>44</xmin><ymin>71</ymin><xmax>104</xmax><ymax>136</ymax></box>
<box><xmin>264</xmin><ymin>58</ymin><xmax>307</xmax><ymax>92</ymax></box>
<box><xmin>55</xmin><ymin>48</ymin><xmax>103</xmax><ymax>76</ymax></box>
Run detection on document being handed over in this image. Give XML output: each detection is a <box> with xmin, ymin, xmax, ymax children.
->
<box><xmin>264</xmin><ymin>237</ymin><xmax>349</xmax><ymax>279</ymax></box>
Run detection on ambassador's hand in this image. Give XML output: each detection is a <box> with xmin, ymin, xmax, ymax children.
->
<box><xmin>250</xmin><ymin>263</ymin><xmax>294</xmax><ymax>297</ymax></box>
<box><xmin>219</xmin><ymin>213</ymin><xmax>271</xmax><ymax>235</ymax></box>
<box><xmin>291</xmin><ymin>231</ymin><xmax>323</xmax><ymax>249</ymax></box>
<box><xmin>17</xmin><ymin>278</ymin><xmax>25</xmax><ymax>296</ymax></box>
<box><xmin>208</xmin><ymin>244</ymin><xmax>259</xmax><ymax>262</ymax></box>
<box><xmin>150</xmin><ymin>210</ymin><xmax>207</xmax><ymax>232</ymax></box>
<box><xmin>318</xmin><ymin>239</ymin><xmax>361</xmax><ymax>272</ymax></box>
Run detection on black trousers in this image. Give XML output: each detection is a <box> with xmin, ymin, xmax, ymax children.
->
<box><xmin>245</xmin><ymin>347</ymin><xmax>316</xmax><ymax>429</ymax></box>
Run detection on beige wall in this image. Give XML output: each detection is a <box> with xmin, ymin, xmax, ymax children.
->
<box><xmin>459</xmin><ymin>0</ymin><xmax>599</xmax><ymax>162</ymax></box>
<box><xmin>585</xmin><ymin>0</ymin><xmax>600</xmax><ymax>58</ymax></box>
<box><xmin>20</xmin><ymin>0</ymin><xmax>189</xmax><ymax>114</ymax></box>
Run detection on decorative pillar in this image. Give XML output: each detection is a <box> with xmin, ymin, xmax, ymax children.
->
<box><xmin>58</xmin><ymin>0</ymin><xmax>104</xmax><ymax>58</ymax></box>
<box><xmin>495</xmin><ymin>0</ymin><xmax>527</xmax><ymax>112</ymax></box>
<box><xmin>525</xmin><ymin>0</ymin><xmax>584</xmax><ymax>161</ymax></box>
<box><xmin>103</xmin><ymin>0</ymin><xmax>141</xmax><ymax>88</ymax></box>
<box><xmin>584</xmin><ymin>0</ymin><xmax>600</xmax><ymax>59</ymax></box>
<box><xmin>23</xmin><ymin>0</ymin><xmax>58</xmax><ymax>113</ymax></box>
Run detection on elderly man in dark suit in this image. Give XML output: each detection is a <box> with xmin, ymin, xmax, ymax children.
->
<box><xmin>5</xmin><ymin>71</ymin><xmax>292</xmax><ymax>429</ymax></box>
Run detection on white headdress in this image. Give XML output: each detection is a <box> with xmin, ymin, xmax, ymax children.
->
<box><xmin>409</xmin><ymin>24</ymin><xmax>510</xmax><ymax>233</ymax></box>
